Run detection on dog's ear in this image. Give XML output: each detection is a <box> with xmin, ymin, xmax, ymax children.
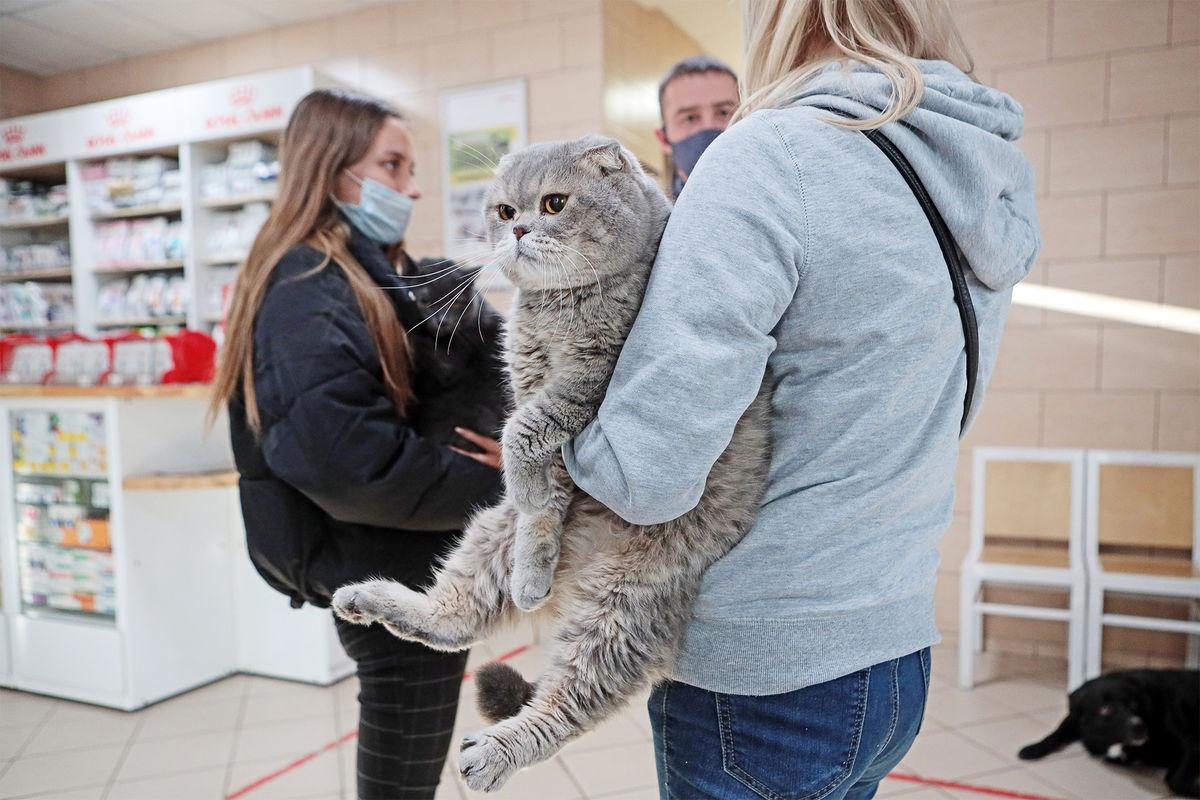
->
<box><xmin>1019</xmin><ymin>713</ymin><xmax>1079</xmax><ymax>760</ymax></box>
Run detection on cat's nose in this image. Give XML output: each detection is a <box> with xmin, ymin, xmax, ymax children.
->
<box><xmin>513</xmin><ymin>226</ymin><xmax>528</xmax><ymax>240</ymax></box>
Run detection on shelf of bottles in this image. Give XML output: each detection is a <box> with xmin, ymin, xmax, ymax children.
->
<box><xmin>11</xmin><ymin>409</ymin><xmax>113</xmax><ymax>623</ymax></box>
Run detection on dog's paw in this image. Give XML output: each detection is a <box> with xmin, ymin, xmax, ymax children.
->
<box><xmin>332</xmin><ymin>581</ymin><xmax>391</xmax><ymax>625</ymax></box>
<box><xmin>459</xmin><ymin>731</ymin><xmax>518</xmax><ymax>793</ymax></box>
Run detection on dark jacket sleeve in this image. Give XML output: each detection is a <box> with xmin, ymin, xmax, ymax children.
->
<box><xmin>253</xmin><ymin>255</ymin><xmax>503</xmax><ymax>530</ymax></box>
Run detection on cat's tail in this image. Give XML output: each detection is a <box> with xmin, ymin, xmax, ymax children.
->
<box><xmin>474</xmin><ymin>662</ymin><xmax>536</xmax><ymax>723</ymax></box>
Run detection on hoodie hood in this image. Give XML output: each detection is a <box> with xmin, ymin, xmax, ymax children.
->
<box><xmin>790</xmin><ymin>59</ymin><xmax>1040</xmax><ymax>290</ymax></box>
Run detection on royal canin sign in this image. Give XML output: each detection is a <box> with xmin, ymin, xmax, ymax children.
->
<box><xmin>0</xmin><ymin>67</ymin><xmax>316</xmax><ymax>169</ymax></box>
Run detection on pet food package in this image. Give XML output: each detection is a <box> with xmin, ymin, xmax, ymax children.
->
<box><xmin>0</xmin><ymin>282</ymin><xmax>75</xmax><ymax>329</ymax></box>
<box><xmin>1</xmin><ymin>336</ymin><xmax>55</xmax><ymax>384</ymax></box>
<box><xmin>0</xmin><ymin>239</ymin><xmax>70</xmax><ymax>275</ymax></box>
<box><xmin>47</xmin><ymin>334</ymin><xmax>111</xmax><ymax>386</ymax></box>
<box><xmin>0</xmin><ymin>178</ymin><xmax>69</xmax><ymax>223</ymax></box>
<box><xmin>85</xmin><ymin>156</ymin><xmax>181</xmax><ymax>214</ymax></box>
<box><xmin>11</xmin><ymin>409</ymin><xmax>107</xmax><ymax>476</ymax></box>
<box><xmin>200</xmin><ymin>140</ymin><xmax>279</xmax><ymax>200</ymax></box>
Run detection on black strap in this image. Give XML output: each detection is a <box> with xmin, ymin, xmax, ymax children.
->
<box><xmin>813</xmin><ymin>107</ymin><xmax>979</xmax><ymax>436</ymax></box>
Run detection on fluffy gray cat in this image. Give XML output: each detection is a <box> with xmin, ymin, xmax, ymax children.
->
<box><xmin>332</xmin><ymin>135</ymin><xmax>772</xmax><ymax>792</ymax></box>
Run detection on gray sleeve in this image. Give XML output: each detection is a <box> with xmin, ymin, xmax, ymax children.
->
<box><xmin>563</xmin><ymin>114</ymin><xmax>806</xmax><ymax>525</ymax></box>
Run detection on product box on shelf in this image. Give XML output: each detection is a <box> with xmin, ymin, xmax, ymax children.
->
<box><xmin>85</xmin><ymin>156</ymin><xmax>182</xmax><ymax>214</ymax></box>
<box><xmin>0</xmin><ymin>239</ymin><xmax>70</xmax><ymax>275</ymax></box>
<box><xmin>0</xmin><ymin>282</ymin><xmax>75</xmax><ymax>330</ymax></box>
<box><xmin>1</xmin><ymin>335</ymin><xmax>55</xmax><ymax>383</ymax></box>
<box><xmin>201</xmin><ymin>141</ymin><xmax>279</xmax><ymax>200</ymax></box>
<box><xmin>0</xmin><ymin>179</ymin><xmax>69</xmax><ymax>223</ymax></box>
<box><xmin>11</xmin><ymin>408</ymin><xmax>107</xmax><ymax>476</ymax></box>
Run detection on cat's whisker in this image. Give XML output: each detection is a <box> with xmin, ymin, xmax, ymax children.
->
<box><xmin>409</xmin><ymin>273</ymin><xmax>477</xmax><ymax>333</ymax></box>
<box><xmin>445</xmin><ymin>284</ymin><xmax>478</xmax><ymax>353</ymax></box>
<box><xmin>433</xmin><ymin>277</ymin><xmax>477</xmax><ymax>351</ymax></box>
<box><xmin>554</xmin><ymin>242</ymin><xmax>605</xmax><ymax>305</ymax></box>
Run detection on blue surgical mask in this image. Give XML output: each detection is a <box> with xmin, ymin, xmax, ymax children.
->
<box><xmin>669</xmin><ymin>128</ymin><xmax>723</xmax><ymax>197</ymax></box>
<box><xmin>334</xmin><ymin>170</ymin><xmax>414</xmax><ymax>245</ymax></box>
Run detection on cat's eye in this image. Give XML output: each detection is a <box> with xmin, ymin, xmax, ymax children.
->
<box><xmin>497</xmin><ymin>204</ymin><xmax>516</xmax><ymax>221</ymax></box>
<box><xmin>542</xmin><ymin>195</ymin><xmax>568</xmax><ymax>215</ymax></box>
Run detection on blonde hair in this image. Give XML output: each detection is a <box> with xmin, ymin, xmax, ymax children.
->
<box><xmin>734</xmin><ymin>0</ymin><xmax>973</xmax><ymax>129</ymax></box>
<box><xmin>208</xmin><ymin>89</ymin><xmax>414</xmax><ymax>435</ymax></box>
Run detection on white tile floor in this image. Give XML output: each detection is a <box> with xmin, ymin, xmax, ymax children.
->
<box><xmin>0</xmin><ymin>628</ymin><xmax>1190</xmax><ymax>800</ymax></box>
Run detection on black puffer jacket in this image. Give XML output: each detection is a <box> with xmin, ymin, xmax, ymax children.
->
<box><xmin>230</xmin><ymin>226</ymin><xmax>505</xmax><ymax>609</ymax></box>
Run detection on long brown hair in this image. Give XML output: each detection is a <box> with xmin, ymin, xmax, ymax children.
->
<box><xmin>208</xmin><ymin>88</ymin><xmax>414</xmax><ymax>434</ymax></box>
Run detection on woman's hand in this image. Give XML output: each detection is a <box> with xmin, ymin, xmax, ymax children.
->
<box><xmin>451</xmin><ymin>427</ymin><xmax>503</xmax><ymax>470</ymax></box>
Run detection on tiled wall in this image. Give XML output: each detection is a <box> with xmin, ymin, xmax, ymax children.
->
<box><xmin>941</xmin><ymin>0</ymin><xmax>1199</xmax><ymax>666</ymax></box>
<box><xmin>601</xmin><ymin>0</ymin><xmax>703</xmax><ymax>177</ymax></box>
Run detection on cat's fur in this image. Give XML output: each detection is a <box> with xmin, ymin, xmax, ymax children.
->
<box><xmin>333</xmin><ymin>136</ymin><xmax>773</xmax><ymax>792</ymax></box>
<box><xmin>404</xmin><ymin>257</ymin><xmax>509</xmax><ymax>452</ymax></box>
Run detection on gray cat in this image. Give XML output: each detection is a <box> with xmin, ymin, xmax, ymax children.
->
<box><xmin>332</xmin><ymin>135</ymin><xmax>772</xmax><ymax>792</ymax></box>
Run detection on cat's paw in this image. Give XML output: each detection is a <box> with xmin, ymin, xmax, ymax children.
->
<box><xmin>332</xmin><ymin>580</ymin><xmax>391</xmax><ymax>625</ymax></box>
<box><xmin>510</xmin><ymin>560</ymin><xmax>554</xmax><ymax>612</ymax></box>
<box><xmin>459</xmin><ymin>731</ymin><xmax>518</xmax><ymax>793</ymax></box>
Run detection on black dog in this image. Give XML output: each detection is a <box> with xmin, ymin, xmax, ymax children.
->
<box><xmin>1019</xmin><ymin>669</ymin><xmax>1199</xmax><ymax>798</ymax></box>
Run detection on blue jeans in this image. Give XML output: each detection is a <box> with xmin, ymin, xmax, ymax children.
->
<box><xmin>648</xmin><ymin>648</ymin><xmax>931</xmax><ymax>800</ymax></box>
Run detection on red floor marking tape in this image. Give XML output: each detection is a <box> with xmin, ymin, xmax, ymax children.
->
<box><xmin>225</xmin><ymin>643</ymin><xmax>532</xmax><ymax>799</ymax></box>
<box><xmin>886</xmin><ymin>772</ymin><xmax>1065</xmax><ymax>800</ymax></box>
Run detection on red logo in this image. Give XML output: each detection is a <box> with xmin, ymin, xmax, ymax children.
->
<box><xmin>229</xmin><ymin>85</ymin><xmax>256</xmax><ymax>106</ymax></box>
<box><xmin>3</xmin><ymin>126</ymin><xmax>24</xmax><ymax>144</ymax></box>
<box><xmin>106</xmin><ymin>107</ymin><xmax>130</xmax><ymax>127</ymax></box>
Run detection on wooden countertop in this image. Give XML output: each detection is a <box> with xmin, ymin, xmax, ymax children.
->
<box><xmin>123</xmin><ymin>471</ymin><xmax>238</xmax><ymax>490</ymax></box>
<box><xmin>0</xmin><ymin>383</ymin><xmax>212</xmax><ymax>398</ymax></box>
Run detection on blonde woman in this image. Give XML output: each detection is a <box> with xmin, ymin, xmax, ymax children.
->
<box><xmin>210</xmin><ymin>89</ymin><xmax>504</xmax><ymax>800</ymax></box>
<box><xmin>562</xmin><ymin>0</ymin><xmax>1040</xmax><ymax>797</ymax></box>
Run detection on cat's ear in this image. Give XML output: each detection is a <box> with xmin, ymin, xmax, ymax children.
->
<box><xmin>579</xmin><ymin>138</ymin><xmax>636</xmax><ymax>176</ymax></box>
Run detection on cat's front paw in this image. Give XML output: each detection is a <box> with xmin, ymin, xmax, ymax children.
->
<box><xmin>459</xmin><ymin>731</ymin><xmax>518</xmax><ymax>793</ymax></box>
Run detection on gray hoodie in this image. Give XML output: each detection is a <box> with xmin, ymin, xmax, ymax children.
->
<box><xmin>562</xmin><ymin>60</ymin><xmax>1040</xmax><ymax>695</ymax></box>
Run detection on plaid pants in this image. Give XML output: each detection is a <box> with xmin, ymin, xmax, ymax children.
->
<box><xmin>335</xmin><ymin>615</ymin><xmax>469</xmax><ymax>800</ymax></box>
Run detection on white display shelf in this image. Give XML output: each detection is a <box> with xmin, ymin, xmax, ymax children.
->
<box><xmin>0</xmin><ymin>216</ymin><xmax>70</xmax><ymax>231</ymax></box>
<box><xmin>202</xmin><ymin>191</ymin><xmax>277</xmax><ymax>209</ymax></box>
<box><xmin>0</xmin><ymin>267</ymin><xmax>73</xmax><ymax>282</ymax></box>
<box><xmin>94</xmin><ymin>316</ymin><xmax>187</xmax><ymax>328</ymax></box>
<box><xmin>92</xmin><ymin>260</ymin><xmax>185</xmax><ymax>274</ymax></box>
<box><xmin>0</xmin><ymin>67</ymin><xmax>326</xmax><ymax>335</ymax></box>
<box><xmin>0</xmin><ymin>392</ymin><xmax>237</xmax><ymax>708</ymax></box>
<box><xmin>90</xmin><ymin>203</ymin><xmax>182</xmax><ymax>221</ymax></box>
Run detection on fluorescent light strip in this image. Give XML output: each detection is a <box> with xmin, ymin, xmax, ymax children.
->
<box><xmin>1011</xmin><ymin>283</ymin><xmax>1200</xmax><ymax>335</ymax></box>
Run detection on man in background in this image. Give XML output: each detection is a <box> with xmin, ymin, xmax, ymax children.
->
<box><xmin>655</xmin><ymin>55</ymin><xmax>740</xmax><ymax>197</ymax></box>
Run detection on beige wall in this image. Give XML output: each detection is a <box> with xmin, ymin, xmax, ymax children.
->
<box><xmin>602</xmin><ymin>0</ymin><xmax>704</xmax><ymax>181</ymax></box>
<box><xmin>0</xmin><ymin>66</ymin><xmax>42</xmax><ymax>118</ymax></box>
<box><xmin>941</xmin><ymin>0</ymin><xmax>1199</xmax><ymax>667</ymax></box>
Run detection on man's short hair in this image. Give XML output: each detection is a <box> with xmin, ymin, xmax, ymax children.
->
<box><xmin>657</xmin><ymin>55</ymin><xmax>739</xmax><ymax>113</ymax></box>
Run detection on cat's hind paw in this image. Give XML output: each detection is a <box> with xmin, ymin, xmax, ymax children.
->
<box><xmin>332</xmin><ymin>580</ymin><xmax>391</xmax><ymax>625</ymax></box>
<box><xmin>459</xmin><ymin>731</ymin><xmax>518</xmax><ymax>793</ymax></box>
<box><xmin>510</xmin><ymin>561</ymin><xmax>554</xmax><ymax>612</ymax></box>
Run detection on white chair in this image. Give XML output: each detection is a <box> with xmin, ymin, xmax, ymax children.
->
<box><xmin>959</xmin><ymin>447</ymin><xmax>1088</xmax><ymax>690</ymax></box>
<box><xmin>1083</xmin><ymin>450</ymin><xmax>1200</xmax><ymax>679</ymax></box>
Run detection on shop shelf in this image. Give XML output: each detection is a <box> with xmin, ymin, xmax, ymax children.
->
<box><xmin>21</xmin><ymin>606</ymin><xmax>115</xmax><ymax>626</ymax></box>
<box><xmin>201</xmin><ymin>191</ymin><xmax>277</xmax><ymax>209</ymax></box>
<box><xmin>0</xmin><ymin>215</ymin><xmax>70</xmax><ymax>230</ymax></box>
<box><xmin>0</xmin><ymin>267</ymin><xmax>73</xmax><ymax>282</ymax></box>
<box><xmin>204</xmin><ymin>253</ymin><xmax>247</xmax><ymax>265</ymax></box>
<box><xmin>17</xmin><ymin>538</ymin><xmax>111</xmax><ymax>554</ymax></box>
<box><xmin>92</xmin><ymin>260</ymin><xmax>185</xmax><ymax>274</ymax></box>
<box><xmin>13</xmin><ymin>470</ymin><xmax>107</xmax><ymax>480</ymax></box>
<box><xmin>0</xmin><ymin>320</ymin><xmax>75</xmax><ymax>332</ymax></box>
<box><xmin>93</xmin><ymin>315</ymin><xmax>187</xmax><ymax>328</ymax></box>
<box><xmin>90</xmin><ymin>203</ymin><xmax>182</xmax><ymax>221</ymax></box>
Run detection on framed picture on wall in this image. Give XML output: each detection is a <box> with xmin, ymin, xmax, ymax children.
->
<box><xmin>439</xmin><ymin>78</ymin><xmax>528</xmax><ymax>289</ymax></box>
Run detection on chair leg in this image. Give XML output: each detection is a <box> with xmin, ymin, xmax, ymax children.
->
<box><xmin>1068</xmin><ymin>581</ymin><xmax>1087</xmax><ymax>691</ymax></box>
<box><xmin>959</xmin><ymin>572</ymin><xmax>979</xmax><ymax>689</ymax></box>
<box><xmin>1085</xmin><ymin>582</ymin><xmax>1104</xmax><ymax>682</ymax></box>
<box><xmin>1187</xmin><ymin>599</ymin><xmax>1200</xmax><ymax>670</ymax></box>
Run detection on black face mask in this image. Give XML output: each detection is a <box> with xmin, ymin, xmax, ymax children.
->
<box><xmin>668</xmin><ymin>128</ymin><xmax>723</xmax><ymax>197</ymax></box>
